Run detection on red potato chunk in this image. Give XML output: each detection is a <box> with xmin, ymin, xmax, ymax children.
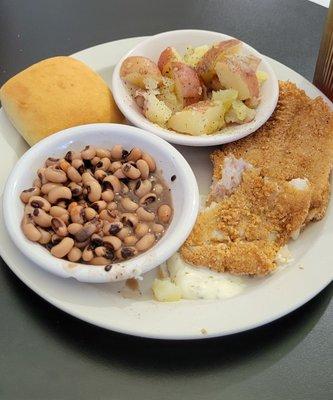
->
<box><xmin>157</xmin><ymin>47</ymin><xmax>182</xmax><ymax>76</ymax></box>
<box><xmin>215</xmin><ymin>56</ymin><xmax>260</xmax><ymax>101</ymax></box>
<box><xmin>170</xmin><ymin>62</ymin><xmax>203</xmax><ymax>106</ymax></box>
<box><xmin>196</xmin><ymin>39</ymin><xmax>242</xmax><ymax>84</ymax></box>
<box><xmin>120</xmin><ymin>56</ymin><xmax>163</xmax><ymax>89</ymax></box>
<box><xmin>167</xmin><ymin>99</ymin><xmax>227</xmax><ymax>136</ymax></box>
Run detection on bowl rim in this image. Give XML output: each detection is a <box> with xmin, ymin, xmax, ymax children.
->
<box><xmin>112</xmin><ymin>29</ymin><xmax>279</xmax><ymax>147</ymax></box>
<box><xmin>3</xmin><ymin>123</ymin><xmax>199</xmax><ymax>283</ymax></box>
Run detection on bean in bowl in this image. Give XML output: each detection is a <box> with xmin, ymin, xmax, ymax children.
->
<box><xmin>20</xmin><ymin>145</ymin><xmax>173</xmax><ymax>265</ymax></box>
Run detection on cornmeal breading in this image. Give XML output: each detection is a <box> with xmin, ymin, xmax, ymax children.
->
<box><xmin>212</xmin><ymin>81</ymin><xmax>333</xmax><ymax>221</ymax></box>
<box><xmin>181</xmin><ymin>82</ymin><xmax>333</xmax><ymax>275</ymax></box>
<box><xmin>181</xmin><ymin>169</ymin><xmax>311</xmax><ymax>275</ymax></box>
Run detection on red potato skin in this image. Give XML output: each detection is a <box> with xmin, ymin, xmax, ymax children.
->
<box><xmin>196</xmin><ymin>39</ymin><xmax>241</xmax><ymax>81</ymax></box>
<box><xmin>208</xmin><ymin>75</ymin><xmax>223</xmax><ymax>90</ymax></box>
<box><xmin>120</xmin><ymin>56</ymin><xmax>162</xmax><ymax>83</ymax></box>
<box><xmin>218</xmin><ymin>57</ymin><xmax>260</xmax><ymax>100</ymax></box>
<box><xmin>171</xmin><ymin>62</ymin><xmax>203</xmax><ymax>101</ymax></box>
<box><xmin>158</xmin><ymin>47</ymin><xmax>177</xmax><ymax>75</ymax></box>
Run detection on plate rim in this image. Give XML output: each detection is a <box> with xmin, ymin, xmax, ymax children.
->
<box><xmin>0</xmin><ymin>35</ymin><xmax>332</xmax><ymax>340</ymax></box>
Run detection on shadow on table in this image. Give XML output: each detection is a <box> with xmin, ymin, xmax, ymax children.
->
<box><xmin>3</xmin><ymin>267</ymin><xmax>332</xmax><ymax>384</ymax></box>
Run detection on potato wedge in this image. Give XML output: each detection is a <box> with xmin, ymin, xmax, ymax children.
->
<box><xmin>143</xmin><ymin>92</ymin><xmax>172</xmax><ymax>126</ymax></box>
<box><xmin>225</xmin><ymin>99</ymin><xmax>256</xmax><ymax>124</ymax></box>
<box><xmin>215</xmin><ymin>56</ymin><xmax>259</xmax><ymax>101</ymax></box>
<box><xmin>196</xmin><ymin>39</ymin><xmax>242</xmax><ymax>83</ymax></box>
<box><xmin>158</xmin><ymin>47</ymin><xmax>182</xmax><ymax>76</ymax></box>
<box><xmin>158</xmin><ymin>89</ymin><xmax>182</xmax><ymax>113</ymax></box>
<box><xmin>120</xmin><ymin>56</ymin><xmax>162</xmax><ymax>89</ymax></box>
<box><xmin>167</xmin><ymin>100</ymin><xmax>226</xmax><ymax>135</ymax></box>
<box><xmin>171</xmin><ymin>62</ymin><xmax>203</xmax><ymax>106</ymax></box>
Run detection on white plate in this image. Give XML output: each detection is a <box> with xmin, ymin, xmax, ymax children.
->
<box><xmin>112</xmin><ymin>30</ymin><xmax>279</xmax><ymax>147</ymax></box>
<box><xmin>0</xmin><ymin>36</ymin><xmax>332</xmax><ymax>340</ymax></box>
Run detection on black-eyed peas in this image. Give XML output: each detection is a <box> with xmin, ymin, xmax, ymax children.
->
<box><xmin>81</xmin><ymin>145</ymin><xmax>96</xmax><ymax>160</ymax></box>
<box><xmin>86</xmin><ymin>180</ymin><xmax>102</xmax><ymax>202</ymax></box>
<box><xmin>134</xmin><ymin>223</ymin><xmax>149</xmax><ymax>238</ymax></box>
<box><xmin>110</xmin><ymin>161</ymin><xmax>122</xmax><ymax>173</ymax></box>
<box><xmin>121</xmin><ymin>197</ymin><xmax>139</xmax><ymax>212</ymax></box>
<box><xmin>103</xmin><ymin>175</ymin><xmax>121</xmax><ymax>193</ymax></box>
<box><xmin>64</xmin><ymin>150</ymin><xmax>81</xmax><ymax>163</ymax></box>
<box><xmin>67</xmin><ymin>166</ymin><xmax>82</xmax><ymax>183</ymax></box>
<box><xmin>51</xmin><ymin>217</ymin><xmax>68</xmax><ymax>237</ymax></box>
<box><xmin>126</xmin><ymin>147</ymin><xmax>142</xmax><ymax>162</ymax></box>
<box><xmin>94</xmin><ymin>169</ymin><xmax>107</xmax><ymax>181</ymax></box>
<box><xmin>91</xmin><ymin>200</ymin><xmax>107</xmax><ymax>212</ymax></box>
<box><xmin>48</xmin><ymin>186</ymin><xmax>72</xmax><ymax>204</ymax></box>
<box><xmin>82</xmin><ymin>245</ymin><xmax>94</xmax><ymax>262</ymax></box>
<box><xmin>59</xmin><ymin>159</ymin><xmax>71</xmax><ymax>172</ymax></box>
<box><xmin>20</xmin><ymin>145</ymin><xmax>173</xmax><ymax>264</ymax></box>
<box><xmin>33</xmin><ymin>177</ymin><xmax>42</xmax><ymax>188</ymax></box>
<box><xmin>28</xmin><ymin>196</ymin><xmax>51</xmax><ymax>212</ymax></box>
<box><xmin>91</xmin><ymin>156</ymin><xmax>101</xmax><ymax>166</ymax></box>
<box><xmin>123</xmin><ymin>235</ymin><xmax>138</xmax><ymax>246</ymax></box>
<box><xmin>151</xmin><ymin>223</ymin><xmax>164</xmax><ymax>234</ymax></box>
<box><xmin>153</xmin><ymin>183</ymin><xmax>163</xmax><ymax>195</ymax></box>
<box><xmin>136</xmin><ymin>159</ymin><xmax>150</xmax><ymax>179</ymax></box>
<box><xmin>32</xmin><ymin>208</ymin><xmax>52</xmax><ymax>228</ymax></box>
<box><xmin>135</xmin><ymin>233</ymin><xmax>155</xmax><ymax>252</ymax></box>
<box><xmin>68</xmin><ymin>223</ymin><xmax>83</xmax><ymax>235</ymax></box>
<box><xmin>135</xmin><ymin>179</ymin><xmax>152</xmax><ymax>197</ymax></box>
<box><xmin>96</xmin><ymin>148</ymin><xmax>111</xmax><ymax>159</ymax></box>
<box><xmin>41</xmin><ymin>182</ymin><xmax>62</xmax><ymax>195</ymax></box>
<box><xmin>139</xmin><ymin>193</ymin><xmax>157</xmax><ymax>206</ymax></box>
<box><xmin>67</xmin><ymin>247</ymin><xmax>82</xmax><ymax>262</ymax></box>
<box><xmin>50</xmin><ymin>237</ymin><xmax>74</xmax><ymax>258</ymax></box>
<box><xmin>141</xmin><ymin>152</ymin><xmax>156</xmax><ymax>172</ymax></box>
<box><xmin>84</xmin><ymin>207</ymin><xmax>97</xmax><ymax>221</ymax></box>
<box><xmin>37</xmin><ymin>227</ymin><xmax>52</xmax><ymax>244</ymax></box>
<box><xmin>110</xmin><ymin>144</ymin><xmax>123</xmax><ymax>160</ymax></box>
<box><xmin>68</xmin><ymin>182</ymin><xmax>83</xmax><ymax>197</ymax></box>
<box><xmin>20</xmin><ymin>187</ymin><xmax>41</xmax><ymax>203</ymax></box>
<box><xmin>22</xmin><ymin>222</ymin><xmax>41</xmax><ymax>242</ymax></box>
<box><xmin>136</xmin><ymin>207</ymin><xmax>155</xmax><ymax>222</ymax></box>
<box><xmin>44</xmin><ymin>166</ymin><xmax>67</xmax><ymax>183</ymax></box>
<box><xmin>157</xmin><ymin>205</ymin><xmax>172</xmax><ymax>223</ymax></box>
<box><xmin>113</xmin><ymin>168</ymin><xmax>127</xmax><ymax>180</ymax></box>
<box><xmin>122</xmin><ymin>163</ymin><xmax>141</xmax><ymax>179</ymax></box>
<box><xmin>101</xmin><ymin>190</ymin><xmax>114</xmax><ymax>202</ymax></box>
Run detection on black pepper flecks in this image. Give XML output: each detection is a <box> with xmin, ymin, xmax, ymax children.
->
<box><xmin>104</xmin><ymin>264</ymin><xmax>113</xmax><ymax>272</ymax></box>
<box><xmin>171</xmin><ymin>175</ymin><xmax>176</xmax><ymax>182</ymax></box>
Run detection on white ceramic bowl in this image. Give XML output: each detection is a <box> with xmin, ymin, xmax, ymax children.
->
<box><xmin>112</xmin><ymin>29</ymin><xmax>279</xmax><ymax>147</ymax></box>
<box><xmin>3</xmin><ymin>123</ymin><xmax>199</xmax><ymax>283</ymax></box>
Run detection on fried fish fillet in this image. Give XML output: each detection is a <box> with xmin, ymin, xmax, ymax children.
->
<box><xmin>212</xmin><ymin>81</ymin><xmax>333</xmax><ymax>221</ymax></box>
<box><xmin>181</xmin><ymin>167</ymin><xmax>311</xmax><ymax>275</ymax></box>
<box><xmin>181</xmin><ymin>82</ymin><xmax>333</xmax><ymax>275</ymax></box>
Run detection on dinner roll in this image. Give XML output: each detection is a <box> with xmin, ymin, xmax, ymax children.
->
<box><xmin>0</xmin><ymin>56</ymin><xmax>124</xmax><ymax>145</ymax></box>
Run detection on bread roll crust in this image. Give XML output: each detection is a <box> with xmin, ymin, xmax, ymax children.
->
<box><xmin>0</xmin><ymin>56</ymin><xmax>124</xmax><ymax>145</ymax></box>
